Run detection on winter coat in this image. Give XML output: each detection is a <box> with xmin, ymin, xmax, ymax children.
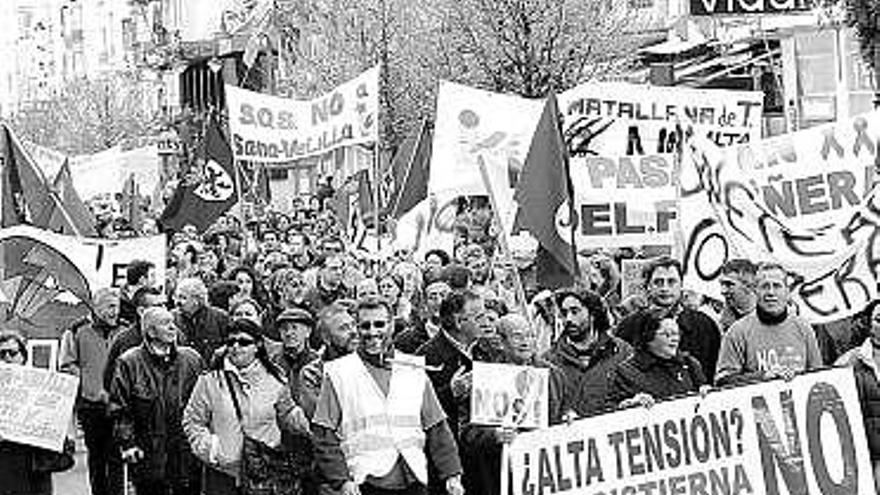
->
<box><xmin>606</xmin><ymin>350</ymin><xmax>706</xmax><ymax>408</ymax></box>
<box><xmin>541</xmin><ymin>333</ymin><xmax>632</xmax><ymax>418</ymax></box>
<box><xmin>837</xmin><ymin>340</ymin><xmax>880</xmax><ymax>459</ymax></box>
<box><xmin>183</xmin><ymin>358</ymin><xmax>304</xmax><ymax>480</ymax></box>
<box><xmin>109</xmin><ymin>343</ymin><xmax>204</xmax><ymax>486</ymax></box>
<box><xmin>173</xmin><ymin>305</ymin><xmax>230</xmax><ymax>361</ymax></box>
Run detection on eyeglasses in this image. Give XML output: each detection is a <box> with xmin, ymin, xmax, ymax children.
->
<box><xmin>0</xmin><ymin>348</ymin><xmax>21</xmax><ymax>359</ymax></box>
<box><xmin>226</xmin><ymin>337</ymin><xmax>257</xmax><ymax>347</ymax></box>
<box><xmin>358</xmin><ymin>320</ymin><xmax>388</xmax><ymax>330</ymax></box>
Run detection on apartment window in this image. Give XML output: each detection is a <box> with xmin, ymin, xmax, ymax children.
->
<box><xmin>629</xmin><ymin>0</ymin><xmax>654</xmax><ymax>8</ymax></box>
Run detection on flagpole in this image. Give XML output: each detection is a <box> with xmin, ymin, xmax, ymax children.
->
<box><xmin>373</xmin><ymin>144</ymin><xmax>382</xmax><ymax>254</ymax></box>
<box><xmin>477</xmin><ymin>156</ymin><xmax>534</xmax><ymax>330</ymax></box>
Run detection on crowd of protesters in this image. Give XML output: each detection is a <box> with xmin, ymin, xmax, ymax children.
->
<box><xmin>3</xmin><ymin>192</ymin><xmax>880</xmax><ymax>495</ymax></box>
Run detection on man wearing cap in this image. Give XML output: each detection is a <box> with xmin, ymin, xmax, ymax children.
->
<box><xmin>314</xmin><ymin>297</ymin><xmax>463</xmax><ymax>495</ymax></box>
<box><xmin>109</xmin><ymin>307</ymin><xmax>204</xmax><ymax>495</ymax></box>
<box><xmin>273</xmin><ymin>307</ymin><xmax>321</xmax><ymax>402</ymax></box>
<box><xmin>59</xmin><ymin>288</ymin><xmax>125</xmax><ymax>495</ymax></box>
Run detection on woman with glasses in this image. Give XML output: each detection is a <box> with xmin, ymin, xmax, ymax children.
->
<box><xmin>606</xmin><ymin>310</ymin><xmax>707</xmax><ymax>410</ymax></box>
<box><xmin>0</xmin><ymin>330</ymin><xmax>75</xmax><ymax>495</ymax></box>
<box><xmin>183</xmin><ymin>318</ymin><xmax>310</xmax><ymax>495</ymax></box>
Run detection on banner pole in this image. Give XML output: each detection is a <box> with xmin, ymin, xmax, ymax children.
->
<box><xmin>477</xmin><ymin>156</ymin><xmax>533</xmax><ymax>330</ymax></box>
<box><xmin>373</xmin><ymin>145</ymin><xmax>382</xmax><ymax>254</ymax></box>
<box><xmin>500</xmin><ymin>443</ymin><xmax>510</xmax><ymax>495</ymax></box>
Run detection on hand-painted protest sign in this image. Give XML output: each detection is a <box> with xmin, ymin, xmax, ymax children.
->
<box><xmin>429</xmin><ymin>81</ymin><xmax>544</xmax><ymax>201</ymax></box>
<box><xmin>508</xmin><ymin>368</ymin><xmax>873</xmax><ymax>495</ymax></box>
<box><xmin>390</xmin><ymin>194</ymin><xmax>456</xmax><ymax>258</ymax></box>
<box><xmin>678</xmin><ymin>111</ymin><xmax>880</xmax><ymax>323</ymax></box>
<box><xmin>226</xmin><ymin>66</ymin><xmax>379</xmax><ymax>163</ymax></box>
<box><xmin>471</xmin><ymin>362</ymin><xmax>549</xmax><ymax>429</ymax></box>
<box><xmin>0</xmin><ymin>363</ymin><xmax>78</xmax><ymax>452</ymax></box>
<box><xmin>558</xmin><ymin>82</ymin><xmax>762</xmax><ymax>248</ymax></box>
<box><xmin>0</xmin><ymin>225</ymin><xmax>166</xmax><ymax>338</ymax></box>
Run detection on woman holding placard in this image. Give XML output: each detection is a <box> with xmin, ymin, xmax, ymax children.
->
<box><xmin>0</xmin><ymin>330</ymin><xmax>76</xmax><ymax>495</ymax></box>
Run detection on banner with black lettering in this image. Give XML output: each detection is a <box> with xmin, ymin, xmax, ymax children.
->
<box><xmin>679</xmin><ymin>111</ymin><xmax>880</xmax><ymax>323</ymax></box>
<box><xmin>508</xmin><ymin>368</ymin><xmax>873</xmax><ymax>495</ymax></box>
<box><xmin>225</xmin><ymin>66</ymin><xmax>379</xmax><ymax>163</ymax></box>
<box><xmin>0</xmin><ymin>225</ymin><xmax>166</xmax><ymax>338</ymax></box>
<box><xmin>557</xmin><ymin>82</ymin><xmax>763</xmax><ymax>248</ymax></box>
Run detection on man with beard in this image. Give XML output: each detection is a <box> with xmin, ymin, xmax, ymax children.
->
<box><xmin>313</xmin><ymin>297</ymin><xmax>463</xmax><ymax>495</ymax></box>
<box><xmin>615</xmin><ymin>256</ymin><xmax>721</xmax><ymax>382</ymax></box>
<box><xmin>715</xmin><ymin>263</ymin><xmax>823</xmax><ymax>386</ymax></box>
<box><xmin>59</xmin><ymin>288</ymin><xmax>125</xmax><ymax>495</ymax></box>
<box><xmin>298</xmin><ymin>304</ymin><xmax>359</xmax><ymax>418</ymax></box>
<box><xmin>718</xmin><ymin>259</ymin><xmax>757</xmax><ymax>333</ymax></box>
<box><xmin>542</xmin><ymin>288</ymin><xmax>631</xmax><ymax>418</ymax></box>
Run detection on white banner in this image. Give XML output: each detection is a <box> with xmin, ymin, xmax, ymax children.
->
<box><xmin>471</xmin><ymin>362</ymin><xmax>549</xmax><ymax>429</ymax></box>
<box><xmin>226</xmin><ymin>66</ymin><xmax>380</xmax><ymax>164</ymax></box>
<box><xmin>558</xmin><ymin>82</ymin><xmax>763</xmax><ymax>248</ymax></box>
<box><xmin>678</xmin><ymin>111</ymin><xmax>880</xmax><ymax>323</ymax></box>
<box><xmin>509</xmin><ymin>368</ymin><xmax>873</xmax><ymax>495</ymax></box>
<box><xmin>0</xmin><ymin>363</ymin><xmax>78</xmax><ymax>452</ymax></box>
<box><xmin>429</xmin><ymin>81</ymin><xmax>544</xmax><ymax>200</ymax></box>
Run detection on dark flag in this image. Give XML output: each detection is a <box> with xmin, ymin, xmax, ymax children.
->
<box><xmin>385</xmin><ymin>120</ymin><xmax>432</xmax><ymax>219</ymax></box>
<box><xmin>0</xmin><ymin>123</ymin><xmax>94</xmax><ymax>236</ymax></box>
<box><xmin>513</xmin><ymin>93</ymin><xmax>579</xmax><ymax>289</ymax></box>
<box><xmin>159</xmin><ymin>118</ymin><xmax>237</xmax><ymax>233</ymax></box>
<box><xmin>51</xmin><ymin>160</ymin><xmax>98</xmax><ymax>236</ymax></box>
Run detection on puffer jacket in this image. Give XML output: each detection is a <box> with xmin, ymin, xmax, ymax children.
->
<box><xmin>183</xmin><ymin>358</ymin><xmax>301</xmax><ymax>480</ymax></box>
<box><xmin>541</xmin><ymin>333</ymin><xmax>631</xmax><ymax>418</ymax></box>
<box><xmin>109</xmin><ymin>343</ymin><xmax>204</xmax><ymax>485</ymax></box>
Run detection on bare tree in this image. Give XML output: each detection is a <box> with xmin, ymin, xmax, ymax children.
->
<box><xmin>276</xmin><ymin>0</ymin><xmax>640</xmax><ymax>150</ymax></box>
<box><xmin>844</xmin><ymin>0</ymin><xmax>880</xmax><ymax>104</ymax></box>
<box><xmin>12</xmin><ymin>71</ymin><xmax>162</xmax><ymax>155</ymax></box>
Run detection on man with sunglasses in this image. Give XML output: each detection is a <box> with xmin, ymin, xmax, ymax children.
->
<box><xmin>109</xmin><ymin>307</ymin><xmax>204</xmax><ymax>495</ymax></box>
<box><xmin>314</xmin><ymin>297</ymin><xmax>463</xmax><ymax>495</ymax></box>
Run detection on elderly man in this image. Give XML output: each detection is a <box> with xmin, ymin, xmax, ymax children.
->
<box><xmin>273</xmin><ymin>307</ymin><xmax>321</xmax><ymax>406</ymax></box>
<box><xmin>313</xmin><ymin>297</ymin><xmax>463</xmax><ymax>495</ymax></box>
<box><xmin>59</xmin><ymin>288</ymin><xmax>125</xmax><ymax>495</ymax></box>
<box><xmin>109</xmin><ymin>307</ymin><xmax>204</xmax><ymax>495</ymax></box>
<box><xmin>173</xmin><ymin>277</ymin><xmax>230</xmax><ymax>360</ymax></box>
<box><xmin>715</xmin><ymin>263</ymin><xmax>823</xmax><ymax>386</ymax></box>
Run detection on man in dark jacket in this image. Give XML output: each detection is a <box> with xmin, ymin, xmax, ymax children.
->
<box><xmin>272</xmin><ymin>307</ymin><xmax>321</xmax><ymax>412</ymax></box>
<box><xmin>542</xmin><ymin>288</ymin><xmax>631</xmax><ymax>418</ymax></box>
<box><xmin>615</xmin><ymin>256</ymin><xmax>721</xmax><ymax>382</ymax></box>
<box><xmin>416</xmin><ymin>290</ymin><xmax>488</xmax><ymax>439</ymax></box>
<box><xmin>118</xmin><ymin>260</ymin><xmax>156</xmax><ymax>326</ymax></box>
<box><xmin>302</xmin><ymin>254</ymin><xmax>350</xmax><ymax>317</ymax></box>
<box><xmin>109</xmin><ymin>307</ymin><xmax>204</xmax><ymax>495</ymax></box>
<box><xmin>172</xmin><ymin>277</ymin><xmax>229</xmax><ymax>361</ymax></box>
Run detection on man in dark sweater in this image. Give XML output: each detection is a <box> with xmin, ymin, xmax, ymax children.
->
<box><xmin>615</xmin><ymin>256</ymin><xmax>722</xmax><ymax>382</ymax></box>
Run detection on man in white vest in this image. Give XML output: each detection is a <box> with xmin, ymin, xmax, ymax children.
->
<box><xmin>313</xmin><ymin>296</ymin><xmax>464</xmax><ymax>495</ymax></box>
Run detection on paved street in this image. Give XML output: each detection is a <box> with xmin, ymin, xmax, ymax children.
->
<box><xmin>53</xmin><ymin>439</ymin><xmax>89</xmax><ymax>495</ymax></box>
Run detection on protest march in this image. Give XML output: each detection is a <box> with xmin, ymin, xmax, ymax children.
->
<box><xmin>3</xmin><ymin>6</ymin><xmax>880</xmax><ymax>495</ymax></box>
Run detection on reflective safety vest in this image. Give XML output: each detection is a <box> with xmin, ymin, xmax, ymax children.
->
<box><xmin>325</xmin><ymin>352</ymin><xmax>428</xmax><ymax>485</ymax></box>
